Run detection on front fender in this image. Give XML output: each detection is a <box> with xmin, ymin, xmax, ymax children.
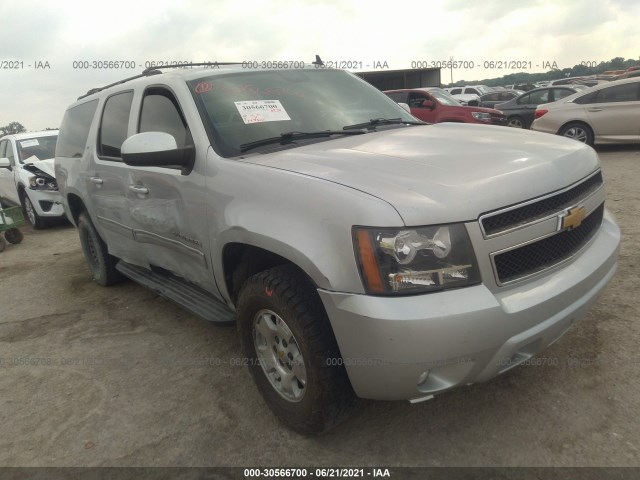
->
<box><xmin>206</xmin><ymin>150</ymin><xmax>404</xmax><ymax>301</ymax></box>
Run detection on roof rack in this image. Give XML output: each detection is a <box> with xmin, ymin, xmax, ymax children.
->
<box><xmin>77</xmin><ymin>62</ymin><xmax>244</xmax><ymax>100</ymax></box>
<box><xmin>76</xmin><ymin>57</ymin><xmax>324</xmax><ymax>100</ymax></box>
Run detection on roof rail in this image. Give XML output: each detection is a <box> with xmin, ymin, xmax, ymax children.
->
<box><xmin>76</xmin><ymin>62</ymin><xmax>245</xmax><ymax>100</ymax></box>
<box><xmin>76</xmin><ymin>57</ymin><xmax>323</xmax><ymax>100</ymax></box>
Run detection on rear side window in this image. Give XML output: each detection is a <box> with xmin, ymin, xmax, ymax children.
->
<box><xmin>597</xmin><ymin>83</ymin><xmax>639</xmax><ymax>103</ymax></box>
<box><xmin>552</xmin><ymin>89</ymin><xmax>575</xmax><ymax>101</ymax></box>
<box><xmin>385</xmin><ymin>92</ymin><xmax>406</xmax><ymax>103</ymax></box>
<box><xmin>450</xmin><ymin>88</ymin><xmax>462</xmax><ymax>95</ymax></box>
<box><xmin>99</xmin><ymin>91</ymin><xmax>134</xmax><ymax>159</ymax></box>
<box><xmin>56</xmin><ymin>100</ymin><xmax>98</xmax><ymax>158</ymax></box>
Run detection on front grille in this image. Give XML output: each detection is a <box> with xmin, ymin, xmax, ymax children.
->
<box><xmin>494</xmin><ymin>203</ymin><xmax>604</xmax><ymax>283</ymax></box>
<box><xmin>482</xmin><ymin>172</ymin><xmax>603</xmax><ymax>236</ymax></box>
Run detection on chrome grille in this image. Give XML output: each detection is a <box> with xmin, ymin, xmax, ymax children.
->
<box><xmin>493</xmin><ymin>203</ymin><xmax>604</xmax><ymax>284</ymax></box>
<box><xmin>481</xmin><ymin>172</ymin><xmax>603</xmax><ymax>236</ymax></box>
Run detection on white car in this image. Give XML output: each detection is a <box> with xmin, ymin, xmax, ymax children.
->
<box><xmin>444</xmin><ymin>85</ymin><xmax>492</xmax><ymax>105</ymax></box>
<box><xmin>0</xmin><ymin>130</ymin><xmax>64</xmax><ymax>228</ymax></box>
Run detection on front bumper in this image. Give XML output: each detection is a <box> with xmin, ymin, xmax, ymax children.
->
<box><xmin>319</xmin><ymin>212</ymin><xmax>620</xmax><ymax>401</ymax></box>
<box><xmin>28</xmin><ymin>190</ymin><xmax>65</xmax><ymax>218</ymax></box>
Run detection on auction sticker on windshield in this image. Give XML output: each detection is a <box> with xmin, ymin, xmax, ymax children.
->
<box><xmin>20</xmin><ymin>139</ymin><xmax>40</xmax><ymax>147</ymax></box>
<box><xmin>234</xmin><ymin>100</ymin><xmax>291</xmax><ymax>124</ymax></box>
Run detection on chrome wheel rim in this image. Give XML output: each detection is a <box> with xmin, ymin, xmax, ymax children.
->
<box><xmin>563</xmin><ymin>126</ymin><xmax>588</xmax><ymax>143</ymax></box>
<box><xmin>253</xmin><ymin>309</ymin><xmax>307</xmax><ymax>403</ymax></box>
<box><xmin>24</xmin><ymin>197</ymin><xmax>36</xmax><ymax>225</ymax></box>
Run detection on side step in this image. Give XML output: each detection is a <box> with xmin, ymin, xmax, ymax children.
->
<box><xmin>116</xmin><ymin>261</ymin><xmax>236</xmax><ymax>325</ymax></box>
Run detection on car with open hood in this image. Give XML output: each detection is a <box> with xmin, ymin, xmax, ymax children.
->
<box><xmin>55</xmin><ymin>64</ymin><xmax>619</xmax><ymax>435</ymax></box>
<box><xmin>0</xmin><ymin>130</ymin><xmax>63</xmax><ymax>228</ymax></box>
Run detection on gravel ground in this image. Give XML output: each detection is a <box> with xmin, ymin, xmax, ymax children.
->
<box><xmin>1</xmin><ymin>145</ymin><xmax>639</xmax><ymax>467</ymax></box>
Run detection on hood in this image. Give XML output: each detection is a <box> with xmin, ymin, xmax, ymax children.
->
<box><xmin>23</xmin><ymin>156</ymin><xmax>55</xmax><ymax>178</ymax></box>
<box><xmin>242</xmin><ymin>124</ymin><xmax>599</xmax><ymax>226</ymax></box>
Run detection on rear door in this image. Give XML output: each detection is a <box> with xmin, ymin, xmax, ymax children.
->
<box><xmin>583</xmin><ymin>82</ymin><xmax>640</xmax><ymax>142</ymax></box>
<box><xmin>87</xmin><ymin>90</ymin><xmax>146</xmax><ymax>265</ymax></box>
<box><xmin>515</xmin><ymin>89</ymin><xmax>551</xmax><ymax>127</ymax></box>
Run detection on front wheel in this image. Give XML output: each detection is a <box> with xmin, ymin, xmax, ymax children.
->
<box><xmin>77</xmin><ymin>212</ymin><xmax>123</xmax><ymax>286</ymax></box>
<box><xmin>21</xmin><ymin>193</ymin><xmax>45</xmax><ymax>229</ymax></box>
<box><xmin>559</xmin><ymin>122</ymin><xmax>594</xmax><ymax>146</ymax></box>
<box><xmin>236</xmin><ymin>265</ymin><xmax>356</xmax><ymax>435</ymax></box>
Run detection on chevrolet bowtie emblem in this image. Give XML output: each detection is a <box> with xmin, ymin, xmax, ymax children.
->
<box><xmin>560</xmin><ymin>206</ymin><xmax>587</xmax><ymax>231</ymax></box>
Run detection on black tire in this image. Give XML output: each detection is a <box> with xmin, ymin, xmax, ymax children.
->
<box><xmin>237</xmin><ymin>265</ymin><xmax>356</xmax><ymax>435</ymax></box>
<box><xmin>77</xmin><ymin>212</ymin><xmax>123</xmax><ymax>286</ymax></box>
<box><xmin>507</xmin><ymin>116</ymin><xmax>526</xmax><ymax>128</ymax></box>
<box><xmin>4</xmin><ymin>228</ymin><xmax>23</xmax><ymax>244</ymax></box>
<box><xmin>20</xmin><ymin>192</ymin><xmax>46</xmax><ymax>229</ymax></box>
<box><xmin>0</xmin><ymin>236</ymin><xmax>5</xmax><ymax>252</ymax></box>
<box><xmin>559</xmin><ymin>122</ymin><xmax>594</xmax><ymax>146</ymax></box>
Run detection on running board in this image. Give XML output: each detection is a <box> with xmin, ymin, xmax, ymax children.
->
<box><xmin>116</xmin><ymin>261</ymin><xmax>236</xmax><ymax>325</ymax></box>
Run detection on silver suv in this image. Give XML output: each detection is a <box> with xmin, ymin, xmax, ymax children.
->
<box><xmin>55</xmin><ymin>65</ymin><xmax>620</xmax><ymax>435</ymax></box>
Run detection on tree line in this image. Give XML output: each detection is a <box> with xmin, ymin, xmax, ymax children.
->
<box><xmin>446</xmin><ymin>56</ymin><xmax>640</xmax><ymax>87</ymax></box>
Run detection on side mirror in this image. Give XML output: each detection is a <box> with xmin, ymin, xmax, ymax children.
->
<box><xmin>467</xmin><ymin>99</ymin><xmax>479</xmax><ymax>107</ymax></box>
<box><xmin>398</xmin><ymin>102</ymin><xmax>411</xmax><ymax>113</ymax></box>
<box><xmin>0</xmin><ymin>157</ymin><xmax>11</xmax><ymax>170</ymax></box>
<box><xmin>421</xmin><ymin>99</ymin><xmax>436</xmax><ymax>110</ymax></box>
<box><xmin>121</xmin><ymin>132</ymin><xmax>195</xmax><ymax>173</ymax></box>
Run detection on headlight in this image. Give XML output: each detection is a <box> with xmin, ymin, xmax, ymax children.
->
<box><xmin>353</xmin><ymin>224</ymin><xmax>480</xmax><ymax>295</ymax></box>
<box><xmin>29</xmin><ymin>175</ymin><xmax>58</xmax><ymax>191</ymax></box>
<box><xmin>471</xmin><ymin>112</ymin><xmax>492</xmax><ymax>121</ymax></box>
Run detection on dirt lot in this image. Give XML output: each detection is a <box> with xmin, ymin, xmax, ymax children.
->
<box><xmin>1</xmin><ymin>146</ymin><xmax>639</xmax><ymax>468</ymax></box>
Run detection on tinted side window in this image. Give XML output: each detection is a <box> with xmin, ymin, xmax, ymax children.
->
<box><xmin>450</xmin><ymin>88</ymin><xmax>462</xmax><ymax>95</ymax></box>
<box><xmin>517</xmin><ymin>94</ymin><xmax>530</xmax><ymax>104</ymax></box>
<box><xmin>139</xmin><ymin>90</ymin><xmax>192</xmax><ymax>148</ymax></box>
<box><xmin>385</xmin><ymin>92</ymin><xmax>406</xmax><ymax>103</ymax></box>
<box><xmin>527</xmin><ymin>90</ymin><xmax>550</xmax><ymax>104</ymax></box>
<box><xmin>0</xmin><ymin>140</ymin><xmax>6</xmax><ymax>158</ymax></box>
<box><xmin>408</xmin><ymin>92</ymin><xmax>428</xmax><ymax>108</ymax></box>
<box><xmin>552</xmin><ymin>89</ymin><xmax>575</xmax><ymax>101</ymax></box>
<box><xmin>4</xmin><ymin>140</ymin><xmax>16</xmax><ymax>165</ymax></box>
<box><xmin>465</xmin><ymin>88</ymin><xmax>479</xmax><ymax>95</ymax></box>
<box><xmin>597</xmin><ymin>83</ymin><xmax>639</xmax><ymax>103</ymax></box>
<box><xmin>99</xmin><ymin>91</ymin><xmax>134</xmax><ymax>158</ymax></box>
<box><xmin>57</xmin><ymin>100</ymin><xmax>99</xmax><ymax>158</ymax></box>
<box><xmin>574</xmin><ymin>90</ymin><xmax>599</xmax><ymax>105</ymax></box>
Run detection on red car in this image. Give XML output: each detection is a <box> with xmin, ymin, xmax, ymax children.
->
<box><xmin>384</xmin><ymin>87</ymin><xmax>507</xmax><ymax>126</ymax></box>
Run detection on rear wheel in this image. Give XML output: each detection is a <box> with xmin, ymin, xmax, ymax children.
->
<box><xmin>0</xmin><ymin>236</ymin><xmax>6</xmax><ymax>252</ymax></box>
<box><xmin>559</xmin><ymin>122</ymin><xmax>594</xmax><ymax>146</ymax></box>
<box><xmin>236</xmin><ymin>265</ymin><xmax>356</xmax><ymax>435</ymax></box>
<box><xmin>77</xmin><ymin>212</ymin><xmax>123</xmax><ymax>286</ymax></box>
<box><xmin>507</xmin><ymin>116</ymin><xmax>525</xmax><ymax>128</ymax></box>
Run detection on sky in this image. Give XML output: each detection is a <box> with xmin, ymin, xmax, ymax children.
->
<box><xmin>1</xmin><ymin>0</ymin><xmax>639</xmax><ymax>131</ymax></box>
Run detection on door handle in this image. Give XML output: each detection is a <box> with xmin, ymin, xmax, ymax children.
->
<box><xmin>89</xmin><ymin>176</ymin><xmax>103</xmax><ymax>185</ymax></box>
<box><xmin>129</xmin><ymin>185</ymin><xmax>149</xmax><ymax>195</ymax></box>
<box><xmin>587</xmin><ymin>108</ymin><xmax>602</xmax><ymax>112</ymax></box>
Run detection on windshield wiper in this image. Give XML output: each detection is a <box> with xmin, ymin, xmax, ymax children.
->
<box><xmin>239</xmin><ymin>130</ymin><xmax>367</xmax><ymax>153</ymax></box>
<box><xmin>343</xmin><ymin>118</ymin><xmax>425</xmax><ymax>130</ymax></box>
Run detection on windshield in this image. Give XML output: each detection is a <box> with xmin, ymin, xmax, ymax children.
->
<box><xmin>427</xmin><ymin>89</ymin><xmax>462</xmax><ymax>106</ymax></box>
<box><xmin>476</xmin><ymin>86</ymin><xmax>492</xmax><ymax>95</ymax></box>
<box><xmin>189</xmin><ymin>69</ymin><xmax>416</xmax><ymax>156</ymax></box>
<box><xmin>16</xmin><ymin>135</ymin><xmax>58</xmax><ymax>163</ymax></box>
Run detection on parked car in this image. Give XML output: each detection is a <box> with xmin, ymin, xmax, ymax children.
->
<box><xmin>513</xmin><ymin>83</ymin><xmax>537</xmax><ymax>91</ymax></box>
<box><xmin>0</xmin><ymin>130</ymin><xmax>64</xmax><ymax>228</ymax></box>
<box><xmin>614</xmin><ymin>69</ymin><xmax>640</xmax><ymax>80</ymax></box>
<box><xmin>531</xmin><ymin>77</ymin><xmax>640</xmax><ymax>145</ymax></box>
<box><xmin>478</xmin><ymin>90</ymin><xmax>524</xmax><ymax>108</ymax></box>
<box><xmin>56</xmin><ymin>64</ymin><xmax>619</xmax><ymax>434</ymax></box>
<box><xmin>443</xmin><ymin>85</ymin><xmax>492</xmax><ymax>105</ymax></box>
<box><xmin>497</xmin><ymin>86</ymin><xmax>586</xmax><ymax>128</ymax></box>
<box><xmin>385</xmin><ymin>88</ymin><xmax>507</xmax><ymax>125</ymax></box>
